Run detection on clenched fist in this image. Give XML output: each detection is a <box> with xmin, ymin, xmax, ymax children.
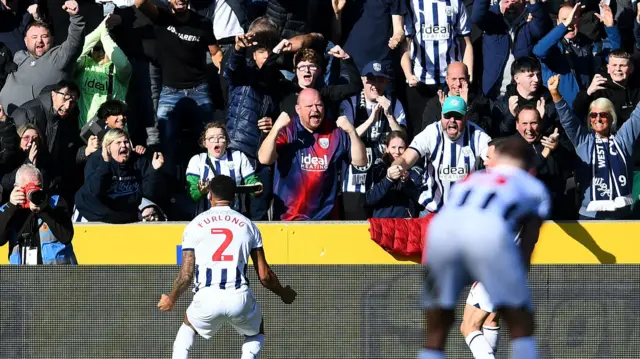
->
<box><xmin>63</xmin><ymin>0</ymin><xmax>79</xmax><ymax>15</ymax></box>
<box><xmin>336</xmin><ymin>115</ymin><xmax>355</xmax><ymax>134</ymax></box>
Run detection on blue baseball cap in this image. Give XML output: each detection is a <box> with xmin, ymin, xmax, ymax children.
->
<box><xmin>441</xmin><ymin>96</ymin><xmax>467</xmax><ymax>116</ymax></box>
<box><xmin>362</xmin><ymin>61</ymin><xmax>392</xmax><ymax>79</ymax></box>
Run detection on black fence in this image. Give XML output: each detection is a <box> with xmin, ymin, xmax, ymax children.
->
<box><xmin>0</xmin><ymin>265</ymin><xmax>638</xmax><ymax>359</ymax></box>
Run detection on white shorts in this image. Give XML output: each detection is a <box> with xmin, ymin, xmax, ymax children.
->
<box><xmin>465</xmin><ymin>281</ymin><xmax>495</xmax><ymax>313</ymax></box>
<box><xmin>186</xmin><ymin>287</ymin><xmax>262</xmax><ymax>339</ymax></box>
<box><xmin>422</xmin><ymin>210</ymin><xmax>531</xmax><ymax>311</ymax></box>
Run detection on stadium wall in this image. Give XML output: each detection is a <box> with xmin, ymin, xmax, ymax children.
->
<box><xmin>0</xmin><ymin>221</ymin><xmax>633</xmax><ymax>265</ymax></box>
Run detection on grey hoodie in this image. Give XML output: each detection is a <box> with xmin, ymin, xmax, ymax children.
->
<box><xmin>0</xmin><ymin>13</ymin><xmax>85</xmax><ymax>114</ymax></box>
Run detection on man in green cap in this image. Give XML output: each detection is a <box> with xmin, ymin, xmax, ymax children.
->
<box><xmin>392</xmin><ymin>95</ymin><xmax>492</xmax><ymax>216</ymax></box>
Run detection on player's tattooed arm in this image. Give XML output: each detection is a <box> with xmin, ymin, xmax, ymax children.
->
<box><xmin>168</xmin><ymin>250</ymin><xmax>196</xmax><ymax>302</ymax></box>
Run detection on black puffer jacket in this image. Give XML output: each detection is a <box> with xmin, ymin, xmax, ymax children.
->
<box><xmin>0</xmin><ymin>41</ymin><xmax>16</xmax><ymax>91</ymax></box>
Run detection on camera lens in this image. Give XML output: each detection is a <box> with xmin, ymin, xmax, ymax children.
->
<box><xmin>28</xmin><ymin>189</ymin><xmax>47</xmax><ymax>206</ymax></box>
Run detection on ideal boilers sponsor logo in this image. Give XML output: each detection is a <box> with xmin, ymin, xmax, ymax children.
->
<box><xmin>421</xmin><ymin>23</ymin><xmax>451</xmax><ymax>41</ymax></box>
<box><xmin>438</xmin><ymin>166</ymin><xmax>467</xmax><ymax>182</ymax></box>
<box><xmin>301</xmin><ymin>153</ymin><xmax>329</xmax><ymax>172</ymax></box>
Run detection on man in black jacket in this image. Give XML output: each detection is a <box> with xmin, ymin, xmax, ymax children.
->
<box><xmin>0</xmin><ymin>164</ymin><xmax>75</xmax><ymax>264</ymax></box>
<box><xmin>514</xmin><ymin>106</ymin><xmax>576</xmax><ymax>219</ymax></box>
<box><xmin>0</xmin><ymin>102</ymin><xmax>19</xmax><ymax>182</ymax></box>
<box><xmin>491</xmin><ymin>56</ymin><xmax>558</xmax><ymax>137</ymax></box>
<box><xmin>572</xmin><ymin>49</ymin><xmax>640</xmax><ymax>120</ymax></box>
<box><xmin>0</xmin><ymin>41</ymin><xmax>16</xmax><ymax>91</ymax></box>
<box><xmin>279</xmin><ymin>45</ymin><xmax>362</xmax><ymax>118</ymax></box>
<box><xmin>10</xmin><ymin>80</ymin><xmax>84</xmax><ymax>204</ymax></box>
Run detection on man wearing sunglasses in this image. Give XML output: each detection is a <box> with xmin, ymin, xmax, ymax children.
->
<box><xmin>393</xmin><ymin>96</ymin><xmax>491</xmax><ymax>216</ymax></box>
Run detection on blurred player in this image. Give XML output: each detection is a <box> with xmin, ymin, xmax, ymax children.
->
<box><xmin>419</xmin><ymin>137</ymin><xmax>550</xmax><ymax>359</ymax></box>
<box><xmin>157</xmin><ymin>175</ymin><xmax>297</xmax><ymax>359</ymax></box>
<box><xmin>459</xmin><ymin>138</ymin><xmax>503</xmax><ymax>359</ymax></box>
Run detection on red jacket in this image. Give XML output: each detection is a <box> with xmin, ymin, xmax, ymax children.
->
<box><xmin>368</xmin><ymin>215</ymin><xmax>435</xmax><ymax>259</ymax></box>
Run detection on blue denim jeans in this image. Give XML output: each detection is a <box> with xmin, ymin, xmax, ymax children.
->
<box><xmin>157</xmin><ymin>83</ymin><xmax>213</xmax><ymax>181</ymax></box>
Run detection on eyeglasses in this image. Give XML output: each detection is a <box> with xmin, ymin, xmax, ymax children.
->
<box><xmin>589</xmin><ymin>112</ymin><xmax>610</xmax><ymax>119</ymax></box>
<box><xmin>54</xmin><ymin>91</ymin><xmax>78</xmax><ymax>103</ymax></box>
<box><xmin>21</xmin><ymin>135</ymin><xmax>38</xmax><ymax>142</ymax></box>
<box><xmin>205</xmin><ymin>136</ymin><xmax>226</xmax><ymax>143</ymax></box>
<box><xmin>297</xmin><ymin>65</ymin><xmax>318</xmax><ymax>72</ymax></box>
<box><xmin>443</xmin><ymin>112</ymin><xmax>464</xmax><ymax>120</ymax></box>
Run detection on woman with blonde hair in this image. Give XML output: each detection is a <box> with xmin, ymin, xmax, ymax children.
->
<box><xmin>186</xmin><ymin>122</ymin><xmax>262</xmax><ymax>216</ymax></box>
<box><xmin>549</xmin><ymin>75</ymin><xmax>640</xmax><ymax>219</ymax></box>
<box><xmin>73</xmin><ymin>129</ymin><xmax>165</xmax><ymax>223</ymax></box>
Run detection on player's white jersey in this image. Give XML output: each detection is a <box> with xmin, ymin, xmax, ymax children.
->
<box><xmin>440</xmin><ymin>164</ymin><xmax>551</xmax><ymax>236</ymax></box>
<box><xmin>405</xmin><ymin>0</ymin><xmax>471</xmax><ymax>85</ymax></box>
<box><xmin>409</xmin><ymin>121</ymin><xmax>491</xmax><ymax>212</ymax></box>
<box><xmin>182</xmin><ymin>206</ymin><xmax>263</xmax><ymax>292</ymax></box>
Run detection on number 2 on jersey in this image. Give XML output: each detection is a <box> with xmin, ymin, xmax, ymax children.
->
<box><xmin>211</xmin><ymin>228</ymin><xmax>234</xmax><ymax>262</ymax></box>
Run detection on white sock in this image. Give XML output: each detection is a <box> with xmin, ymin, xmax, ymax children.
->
<box><xmin>417</xmin><ymin>348</ymin><xmax>445</xmax><ymax>359</ymax></box>
<box><xmin>172</xmin><ymin>324</ymin><xmax>196</xmax><ymax>359</ymax></box>
<box><xmin>465</xmin><ymin>330</ymin><xmax>495</xmax><ymax>359</ymax></box>
<box><xmin>511</xmin><ymin>336</ymin><xmax>538</xmax><ymax>359</ymax></box>
<box><xmin>482</xmin><ymin>325</ymin><xmax>500</xmax><ymax>352</ymax></box>
<box><xmin>241</xmin><ymin>334</ymin><xmax>264</xmax><ymax>359</ymax></box>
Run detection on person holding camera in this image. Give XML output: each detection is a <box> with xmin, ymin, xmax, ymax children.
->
<box><xmin>0</xmin><ymin>164</ymin><xmax>76</xmax><ymax>265</ymax></box>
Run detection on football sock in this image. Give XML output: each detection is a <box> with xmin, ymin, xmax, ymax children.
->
<box><xmin>511</xmin><ymin>336</ymin><xmax>538</xmax><ymax>359</ymax></box>
<box><xmin>241</xmin><ymin>333</ymin><xmax>264</xmax><ymax>359</ymax></box>
<box><xmin>418</xmin><ymin>348</ymin><xmax>445</xmax><ymax>359</ymax></box>
<box><xmin>465</xmin><ymin>330</ymin><xmax>495</xmax><ymax>359</ymax></box>
<box><xmin>172</xmin><ymin>324</ymin><xmax>196</xmax><ymax>359</ymax></box>
<box><xmin>482</xmin><ymin>325</ymin><xmax>500</xmax><ymax>352</ymax></box>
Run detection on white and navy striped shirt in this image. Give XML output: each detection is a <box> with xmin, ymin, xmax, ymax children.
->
<box><xmin>182</xmin><ymin>206</ymin><xmax>262</xmax><ymax>292</ymax></box>
<box><xmin>410</xmin><ymin>121</ymin><xmax>491</xmax><ymax>212</ymax></box>
<box><xmin>405</xmin><ymin>0</ymin><xmax>471</xmax><ymax>85</ymax></box>
<box><xmin>339</xmin><ymin>95</ymin><xmax>407</xmax><ymax>193</ymax></box>
<box><xmin>186</xmin><ymin>150</ymin><xmax>255</xmax><ymax>211</ymax></box>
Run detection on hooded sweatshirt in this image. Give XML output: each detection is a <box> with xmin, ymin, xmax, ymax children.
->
<box><xmin>74</xmin><ymin>151</ymin><xmax>164</xmax><ymax>223</ymax></box>
<box><xmin>0</xmin><ymin>13</ymin><xmax>84</xmax><ymax>114</ymax></box>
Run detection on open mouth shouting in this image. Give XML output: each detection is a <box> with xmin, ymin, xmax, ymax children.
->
<box><xmin>173</xmin><ymin>0</ymin><xmax>188</xmax><ymax>11</ymax></box>
<box><xmin>523</xmin><ymin>129</ymin><xmax>537</xmax><ymax>142</ymax></box>
<box><xmin>302</xmin><ymin>73</ymin><xmax>313</xmax><ymax>86</ymax></box>
<box><xmin>309</xmin><ymin>112</ymin><xmax>322</xmax><ymax>126</ymax></box>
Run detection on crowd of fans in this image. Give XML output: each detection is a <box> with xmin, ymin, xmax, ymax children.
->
<box><xmin>0</xmin><ymin>0</ymin><xmax>639</xmax><ymax>226</ymax></box>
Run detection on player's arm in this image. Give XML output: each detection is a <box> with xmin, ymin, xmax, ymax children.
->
<box><xmin>518</xmin><ymin>215</ymin><xmax>544</xmax><ymax>271</ymax></box>
<box><xmin>250</xmin><ymin>248</ymin><xmax>296</xmax><ymax>304</ymax></box>
<box><xmin>158</xmin><ymin>250</ymin><xmax>195</xmax><ymax>311</ymax></box>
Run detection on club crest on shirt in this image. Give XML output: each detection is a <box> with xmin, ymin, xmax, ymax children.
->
<box><xmin>462</xmin><ymin>147</ymin><xmax>473</xmax><ymax>157</ymax></box>
<box><xmin>226</xmin><ymin>162</ymin><xmax>235</xmax><ymax>169</ymax></box>
<box><xmin>445</xmin><ymin>6</ymin><xmax>454</xmax><ymax>16</ymax></box>
<box><xmin>319</xmin><ymin>137</ymin><xmax>330</xmax><ymax>149</ymax></box>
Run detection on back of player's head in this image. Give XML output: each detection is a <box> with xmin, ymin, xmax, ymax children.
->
<box><xmin>208</xmin><ymin>175</ymin><xmax>236</xmax><ymax>202</ymax></box>
<box><xmin>487</xmin><ymin>137</ymin><xmax>506</xmax><ymax>148</ymax></box>
<box><xmin>492</xmin><ymin>136</ymin><xmax>536</xmax><ymax>170</ymax></box>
